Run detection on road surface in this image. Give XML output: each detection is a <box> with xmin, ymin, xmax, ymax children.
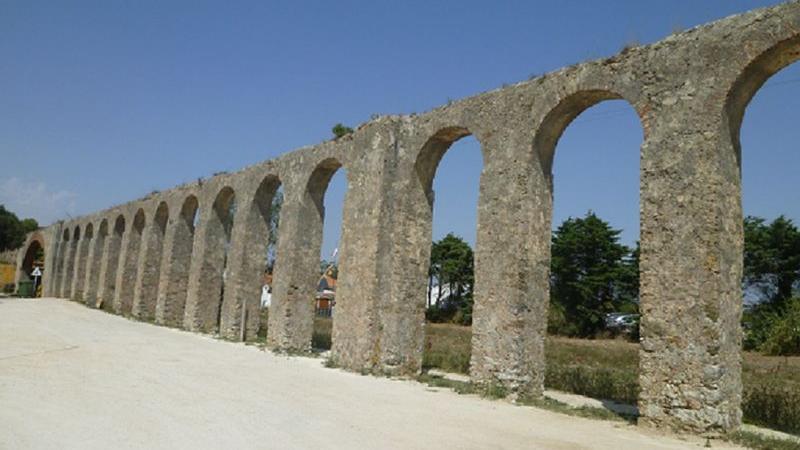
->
<box><xmin>0</xmin><ymin>298</ymin><xmax>739</xmax><ymax>450</ymax></box>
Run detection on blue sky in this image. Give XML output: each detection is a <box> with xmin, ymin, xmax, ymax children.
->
<box><xmin>1</xmin><ymin>0</ymin><xmax>798</xmax><ymax>259</ymax></box>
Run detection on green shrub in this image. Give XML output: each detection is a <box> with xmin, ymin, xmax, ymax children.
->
<box><xmin>331</xmin><ymin>123</ymin><xmax>353</xmax><ymax>138</ymax></box>
<box><xmin>744</xmin><ymin>304</ymin><xmax>782</xmax><ymax>351</ymax></box>
<box><xmin>760</xmin><ymin>298</ymin><xmax>800</xmax><ymax>356</ymax></box>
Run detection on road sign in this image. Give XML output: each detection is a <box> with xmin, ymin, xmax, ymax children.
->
<box><xmin>31</xmin><ymin>267</ymin><xmax>42</xmax><ymax>298</ymax></box>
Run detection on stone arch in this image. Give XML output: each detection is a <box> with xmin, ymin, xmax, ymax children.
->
<box><xmin>18</xmin><ymin>233</ymin><xmax>45</xmax><ymax>296</ymax></box>
<box><xmin>269</xmin><ymin>158</ymin><xmax>348</xmax><ymax>352</ymax></box>
<box><xmin>375</xmin><ymin>126</ymin><xmax>485</xmax><ymax>375</ymax></box>
<box><xmin>414</xmin><ymin>127</ymin><xmax>474</xmax><ymax>200</ymax></box>
<box><xmin>220</xmin><ymin>175</ymin><xmax>282</xmax><ymax>340</ymax></box>
<box><xmin>686</xmin><ymin>33</ymin><xmax>800</xmax><ymax>431</ymax></box>
<box><xmin>157</xmin><ymin>194</ymin><xmax>200</xmax><ymax>327</ymax></box>
<box><xmin>132</xmin><ymin>201</ymin><xmax>169</xmax><ymax>321</ymax></box>
<box><xmin>114</xmin><ymin>209</ymin><xmax>145</xmax><ymax>315</ymax></box>
<box><xmin>97</xmin><ymin>215</ymin><xmax>126</xmax><ymax>310</ymax></box>
<box><xmin>307</xmin><ymin>158</ymin><xmax>343</xmax><ymax>211</ymax></box>
<box><xmin>526</xmin><ymin>88</ymin><xmax>645</xmax><ymax>389</ymax></box>
<box><xmin>82</xmin><ymin>219</ymin><xmax>108</xmax><ymax>306</ymax></box>
<box><xmin>533</xmin><ymin>90</ymin><xmax>644</xmax><ymax>180</ymax></box>
<box><xmin>725</xmin><ymin>35</ymin><xmax>800</xmax><ymax>165</ymax></box>
<box><xmin>184</xmin><ymin>186</ymin><xmax>236</xmax><ymax>333</ymax></box>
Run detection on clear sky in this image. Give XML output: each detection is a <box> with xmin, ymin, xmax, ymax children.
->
<box><xmin>1</xmin><ymin>0</ymin><xmax>798</xmax><ymax>259</ymax></box>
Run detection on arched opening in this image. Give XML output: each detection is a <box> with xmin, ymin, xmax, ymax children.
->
<box><xmin>97</xmin><ymin>215</ymin><xmax>125</xmax><ymax>311</ymax></box>
<box><xmin>83</xmin><ymin>219</ymin><xmax>108</xmax><ymax>306</ymax></box>
<box><xmin>61</xmin><ymin>225</ymin><xmax>80</xmax><ymax>298</ymax></box>
<box><xmin>132</xmin><ymin>201</ymin><xmax>169</xmax><ymax>321</ymax></box>
<box><xmin>534</xmin><ymin>92</ymin><xmax>644</xmax><ymax>413</ymax></box>
<box><xmin>157</xmin><ymin>195</ymin><xmax>199</xmax><ymax>327</ymax></box>
<box><xmin>221</xmin><ymin>176</ymin><xmax>281</xmax><ymax>342</ymax></box>
<box><xmin>263</xmin><ymin>184</ymin><xmax>283</xmax><ymax>314</ymax></box>
<box><xmin>115</xmin><ymin>209</ymin><xmax>145</xmax><ymax>315</ymax></box>
<box><xmin>413</xmin><ymin>127</ymin><xmax>482</xmax><ymax>376</ymax></box>
<box><xmin>20</xmin><ymin>238</ymin><xmax>44</xmax><ymax>297</ymax></box>
<box><xmin>726</xmin><ymin>38</ymin><xmax>800</xmax><ymax>435</ymax></box>
<box><xmin>185</xmin><ymin>187</ymin><xmax>235</xmax><ymax>333</ymax></box>
<box><xmin>308</xmin><ymin>158</ymin><xmax>346</xmax><ymax>351</ymax></box>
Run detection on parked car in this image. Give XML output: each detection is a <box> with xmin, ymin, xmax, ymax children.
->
<box><xmin>605</xmin><ymin>312</ymin><xmax>640</xmax><ymax>333</ymax></box>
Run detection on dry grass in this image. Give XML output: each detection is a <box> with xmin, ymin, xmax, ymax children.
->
<box><xmin>419</xmin><ymin>323</ymin><xmax>800</xmax><ymax>435</ymax></box>
<box><xmin>312</xmin><ymin>317</ymin><xmax>332</xmax><ymax>350</ymax></box>
<box><xmin>257</xmin><ymin>313</ymin><xmax>800</xmax><ymax>435</ymax></box>
<box><xmin>423</xmin><ymin>323</ymin><xmax>472</xmax><ymax>373</ymax></box>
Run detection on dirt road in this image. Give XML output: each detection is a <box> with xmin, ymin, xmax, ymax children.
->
<box><xmin>0</xmin><ymin>298</ymin><xmax>739</xmax><ymax>449</ymax></box>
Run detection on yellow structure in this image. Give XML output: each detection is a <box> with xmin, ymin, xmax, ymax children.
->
<box><xmin>0</xmin><ymin>263</ymin><xmax>15</xmax><ymax>288</ymax></box>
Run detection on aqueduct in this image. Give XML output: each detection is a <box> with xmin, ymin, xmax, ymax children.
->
<box><xmin>13</xmin><ymin>1</ymin><xmax>800</xmax><ymax>434</ymax></box>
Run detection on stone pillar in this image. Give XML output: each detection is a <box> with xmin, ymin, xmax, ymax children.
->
<box><xmin>83</xmin><ymin>225</ymin><xmax>106</xmax><ymax>307</ymax></box>
<box><xmin>60</xmin><ymin>236</ymin><xmax>77</xmax><ymax>298</ymax></box>
<box><xmin>267</xmin><ymin>177</ymin><xmax>321</xmax><ymax>352</ymax></box>
<box><xmin>51</xmin><ymin>236</ymin><xmax>69</xmax><ymax>298</ymax></box>
<box><xmin>156</xmin><ymin>204</ymin><xmax>196</xmax><ymax>327</ymax></box>
<box><xmin>330</xmin><ymin>129</ymin><xmax>394</xmax><ymax>372</ymax></box>
<box><xmin>70</xmin><ymin>230</ymin><xmax>91</xmax><ymax>301</ymax></box>
<box><xmin>184</xmin><ymin>190</ymin><xmax>233</xmax><ymax>333</ymax></box>
<box><xmin>219</xmin><ymin>206</ymin><xmax>259</xmax><ymax>340</ymax></box>
<box><xmin>13</xmin><ymin>243</ymin><xmax>26</xmax><ymax>291</ymax></box>
<box><xmin>96</xmin><ymin>224</ymin><xmax>123</xmax><ymax>310</ymax></box>
<box><xmin>373</xmin><ymin>127</ymin><xmax>451</xmax><ymax>375</ymax></box>
<box><xmin>42</xmin><ymin>227</ymin><xmax>60</xmax><ymax>297</ymax></box>
<box><xmin>469</xmin><ymin>131</ymin><xmax>550</xmax><ymax>398</ymax></box>
<box><xmin>114</xmin><ymin>214</ymin><xmax>144</xmax><ymax>315</ymax></box>
<box><xmin>132</xmin><ymin>207</ymin><xmax>168</xmax><ymax>321</ymax></box>
<box><xmin>638</xmin><ymin>104</ymin><xmax>743</xmax><ymax>433</ymax></box>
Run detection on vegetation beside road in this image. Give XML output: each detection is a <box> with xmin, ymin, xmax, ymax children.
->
<box><xmin>420</xmin><ymin>322</ymin><xmax>800</xmax><ymax>436</ymax></box>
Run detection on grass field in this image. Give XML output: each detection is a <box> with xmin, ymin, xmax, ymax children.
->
<box><xmin>421</xmin><ymin>322</ymin><xmax>800</xmax><ymax>436</ymax></box>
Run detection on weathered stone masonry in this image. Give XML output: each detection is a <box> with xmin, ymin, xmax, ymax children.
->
<box><xmin>14</xmin><ymin>2</ymin><xmax>800</xmax><ymax>434</ymax></box>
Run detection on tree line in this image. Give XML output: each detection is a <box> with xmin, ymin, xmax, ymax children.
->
<box><xmin>426</xmin><ymin>211</ymin><xmax>800</xmax><ymax>355</ymax></box>
<box><xmin>0</xmin><ymin>205</ymin><xmax>38</xmax><ymax>252</ymax></box>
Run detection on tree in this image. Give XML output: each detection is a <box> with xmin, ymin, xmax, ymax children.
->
<box><xmin>427</xmin><ymin>233</ymin><xmax>474</xmax><ymax>324</ymax></box>
<box><xmin>549</xmin><ymin>212</ymin><xmax>638</xmax><ymax>337</ymax></box>
<box><xmin>19</xmin><ymin>218</ymin><xmax>38</xmax><ymax>235</ymax></box>
<box><xmin>0</xmin><ymin>205</ymin><xmax>38</xmax><ymax>251</ymax></box>
<box><xmin>742</xmin><ymin>215</ymin><xmax>800</xmax><ymax>352</ymax></box>
<box><xmin>320</xmin><ymin>260</ymin><xmax>338</xmax><ymax>278</ymax></box>
<box><xmin>332</xmin><ymin>123</ymin><xmax>353</xmax><ymax>139</ymax></box>
<box><xmin>743</xmin><ymin>215</ymin><xmax>800</xmax><ymax>308</ymax></box>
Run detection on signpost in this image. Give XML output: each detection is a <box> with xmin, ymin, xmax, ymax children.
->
<box><xmin>31</xmin><ymin>267</ymin><xmax>42</xmax><ymax>298</ymax></box>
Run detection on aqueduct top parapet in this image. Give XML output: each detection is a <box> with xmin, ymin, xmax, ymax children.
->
<box><xmin>19</xmin><ymin>1</ymin><xmax>800</xmax><ymax>435</ymax></box>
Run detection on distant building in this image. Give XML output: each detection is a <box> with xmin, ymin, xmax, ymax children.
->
<box><xmin>260</xmin><ymin>268</ymin><xmax>338</xmax><ymax>315</ymax></box>
<box><xmin>316</xmin><ymin>271</ymin><xmax>336</xmax><ymax>316</ymax></box>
